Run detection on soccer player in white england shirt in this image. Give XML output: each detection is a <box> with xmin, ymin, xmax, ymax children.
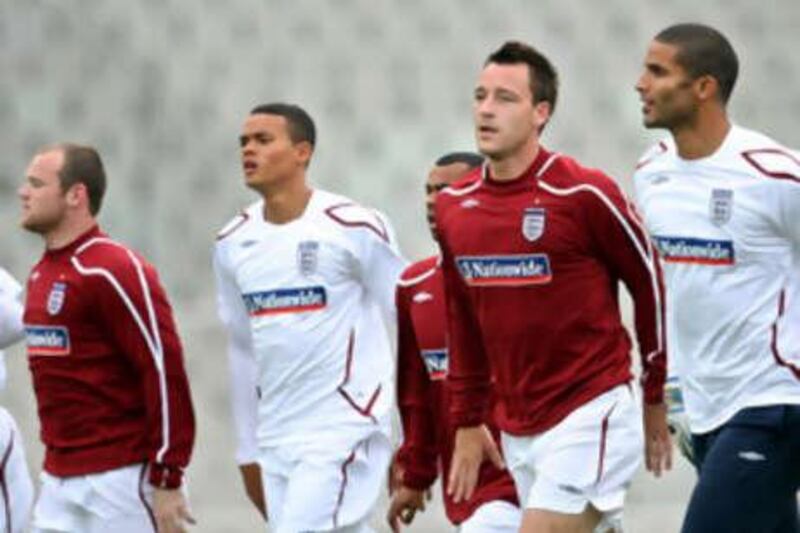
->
<box><xmin>0</xmin><ymin>267</ymin><xmax>34</xmax><ymax>532</ymax></box>
<box><xmin>213</xmin><ymin>103</ymin><xmax>406</xmax><ymax>532</ymax></box>
<box><xmin>634</xmin><ymin>23</ymin><xmax>800</xmax><ymax>533</ymax></box>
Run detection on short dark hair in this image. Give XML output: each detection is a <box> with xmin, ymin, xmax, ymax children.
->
<box><xmin>250</xmin><ymin>103</ymin><xmax>316</xmax><ymax>148</ymax></box>
<box><xmin>485</xmin><ymin>41</ymin><xmax>559</xmax><ymax>115</ymax></box>
<box><xmin>435</xmin><ymin>152</ymin><xmax>484</xmax><ymax>169</ymax></box>
<box><xmin>41</xmin><ymin>143</ymin><xmax>106</xmax><ymax>216</ymax></box>
<box><xmin>655</xmin><ymin>23</ymin><xmax>739</xmax><ymax>103</ymax></box>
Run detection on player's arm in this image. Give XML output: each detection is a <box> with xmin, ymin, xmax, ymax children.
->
<box><xmin>0</xmin><ymin>268</ymin><xmax>25</xmax><ymax>348</ymax></box>
<box><xmin>347</xmin><ymin>209</ymin><xmax>408</xmax><ymax>322</ymax></box>
<box><xmin>771</xmin><ymin>151</ymin><xmax>800</xmax><ymax>249</ymax></box>
<box><xmin>212</xmin><ymin>248</ymin><xmax>265</xmax><ymax>519</ymax></box>
<box><xmin>388</xmin><ymin>283</ymin><xmax>437</xmax><ymax>530</ymax></box>
<box><xmin>434</xmin><ymin>199</ymin><xmax>503</xmax><ymax>502</ymax></box>
<box><xmin>586</xmin><ymin>176</ymin><xmax>671</xmax><ymax>476</ymax></box>
<box><xmin>77</xmin><ymin>248</ymin><xmax>196</xmax><ymax>530</ymax></box>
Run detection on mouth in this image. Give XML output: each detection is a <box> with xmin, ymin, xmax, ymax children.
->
<box><xmin>477</xmin><ymin>125</ymin><xmax>498</xmax><ymax>138</ymax></box>
<box><xmin>242</xmin><ymin>160</ymin><xmax>258</xmax><ymax>175</ymax></box>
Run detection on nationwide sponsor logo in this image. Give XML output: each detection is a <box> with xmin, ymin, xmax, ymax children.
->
<box><xmin>47</xmin><ymin>282</ymin><xmax>67</xmax><ymax>315</ymax></box>
<box><xmin>25</xmin><ymin>325</ymin><xmax>70</xmax><ymax>356</ymax></box>
<box><xmin>521</xmin><ymin>207</ymin><xmax>546</xmax><ymax>242</ymax></box>
<box><xmin>242</xmin><ymin>286</ymin><xmax>327</xmax><ymax>316</ymax></box>
<box><xmin>654</xmin><ymin>236</ymin><xmax>735</xmax><ymax>265</ymax></box>
<box><xmin>456</xmin><ymin>254</ymin><xmax>552</xmax><ymax>286</ymax></box>
<box><xmin>421</xmin><ymin>349</ymin><xmax>448</xmax><ymax>380</ymax></box>
<box><xmin>709</xmin><ymin>188</ymin><xmax>734</xmax><ymax>226</ymax></box>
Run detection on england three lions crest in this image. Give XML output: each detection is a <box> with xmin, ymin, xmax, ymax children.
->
<box><xmin>522</xmin><ymin>207</ymin><xmax>546</xmax><ymax>241</ymax></box>
<box><xmin>47</xmin><ymin>282</ymin><xmax>67</xmax><ymax>315</ymax></box>
<box><xmin>709</xmin><ymin>189</ymin><xmax>734</xmax><ymax>226</ymax></box>
<box><xmin>297</xmin><ymin>241</ymin><xmax>319</xmax><ymax>277</ymax></box>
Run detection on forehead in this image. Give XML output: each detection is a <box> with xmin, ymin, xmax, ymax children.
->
<box><xmin>645</xmin><ymin>40</ymin><xmax>683</xmax><ymax>69</ymax></box>
<box><xmin>27</xmin><ymin>150</ymin><xmax>64</xmax><ymax>179</ymax></box>
<box><xmin>241</xmin><ymin>113</ymin><xmax>289</xmax><ymax>135</ymax></box>
<box><xmin>428</xmin><ymin>162</ymin><xmax>474</xmax><ymax>185</ymax></box>
<box><xmin>477</xmin><ymin>62</ymin><xmax>532</xmax><ymax>96</ymax></box>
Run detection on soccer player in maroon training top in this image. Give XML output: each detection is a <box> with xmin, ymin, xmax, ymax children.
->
<box><xmin>438</xmin><ymin>42</ymin><xmax>672</xmax><ymax>533</ymax></box>
<box><xmin>18</xmin><ymin>143</ymin><xmax>196</xmax><ymax>533</ymax></box>
<box><xmin>388</xmin><ymin>153</ymin><xmax>520</xmax><ymax>532</ymax></box>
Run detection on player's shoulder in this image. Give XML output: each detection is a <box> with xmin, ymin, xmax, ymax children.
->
<box><xmin>0</xmin><ymin>267</ymin><xmax>22</xmax><ymax>297</ymax></box>
<box><xmin>729</xmin><ymin>125</ymin><xmax>800</xmax><ymax>182</ymax></box>
<box><xmin>398</xmin><ymin>256</ymin><xmax>439</xmax><ymax>287</ymax></box>
<box><xmin>438</xmin><ymin>168</ymin><xmax>483</xmax><ymax>204</ymax></box>
<box><xmin>633</xmin><ymin>138</ymin><xmax>674</xmax><ymax>175</ymax></box>
<box><xmin>543</xmin><ymin>152</ymin><xmax>625</xmax><ymax>196</ymax></box>
<box><xmin>316</xmin><ymin>189</ymin><xmax>390</xmax><ymax>243</ymax></box>
<box><xmin>216</xmin><ymin>200</ymin><xmax>261</xmax><ymax>243</ymax></box>
<box><xmin>71</xmin><ymin>234</ymin><xmax>150</xmax><ymax>277</ymax></box>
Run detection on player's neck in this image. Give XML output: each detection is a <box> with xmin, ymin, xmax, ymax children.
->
<box><xmin>44</xmin><ymin>214</ymin><xmax>96</xmax><ymax>250</ymax></box>
<box><xmin>261</xmin><ymin>176</ymin><xmax>313</xmax><ymax>224</ymax></box>
<box><xmin>672</xmin><ymin>108</ymin><xmax>731</xmax><ymax>161</ymax></box>
<box><xmin>488</xmin><ymin>140</ymin><xmax>540</xmax><ymax>182</ymax></box>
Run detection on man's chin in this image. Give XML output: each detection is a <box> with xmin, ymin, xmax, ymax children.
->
<box><xmin>20</xmin><ymin>218</ymin><xmax>49</xmax><ymax>234</ymax></box>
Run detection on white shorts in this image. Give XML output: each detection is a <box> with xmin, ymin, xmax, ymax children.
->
<box><xmin>258</xmin><ymin>431</ymin><xmax>391</xmax><ymax>533</ymax></box>
<box><xmin>459</xmin><ymin>499</ymin><xmax>521</xmax><ymax>532</ymax></box>
<box><xmin>0</xmin><ymin>407</ymin><xmax>33</xmax><ymax>533</ymax></box>
<box><xmin>501</xmin><ymin>384</ymin><xmax>642</xmax><ymax>517</ymax></box>
<box><xmin>32</xmin><ymin>463</ymin><xmax>157</xmax><ymax>533</ymax></box>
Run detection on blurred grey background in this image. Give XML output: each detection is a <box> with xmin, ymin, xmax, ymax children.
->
<box><xmin>1</xmin><ymin>0</ymin><xmax>798</xmax><ymax>531</ymax></box>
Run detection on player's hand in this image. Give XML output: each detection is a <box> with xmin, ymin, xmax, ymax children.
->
<box><xmin>387</xmin><ymin>452</ymin><xmax>404</xmax><ymax>496</ymax></box>
<box><xmin>665</xmin><ymin>376</ymin><xmax>696</xmax><ymax>466</ymax></box>
<box><xmin>153</xmin><ymin>488</ymin><xmax>196</xmax><ymax>533</ymax></box>
<box><xmin>387</xmin><ymin>486</ymin><xmax>426</xmax><ymax>532</ymax></box>
<box><xmin>447</xmin><ymin>424</ymin><xmax>504</xmax><ymax>503</ymax></box>
<box><xmin>238</xmin><ymin>462</ymin><xmax>267</xmax><ymax>519</ymax></box>
<box><xmin>644</xmin><ymin>402</ymin><xmax>672</xmax><ymax>477</ymax></box>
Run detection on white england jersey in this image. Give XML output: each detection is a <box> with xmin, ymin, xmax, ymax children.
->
<box><xmin>213</xmin><ymin>189</ymin><xmax>406</xmax><ymax>460</ymax></box>
<box><xmin>634</xmin><ymin>125</ymin><xmax>800</xmax><ymax>433</ymax></box>
<box><xmin>0</xmin><ymin>267</ymin><xmax>25</xmax><ymax>390</ymax></box>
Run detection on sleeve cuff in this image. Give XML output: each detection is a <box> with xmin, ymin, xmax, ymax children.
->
<box><xmin>401</xmin><ymin>468</ymin><xmax>437</xmax><ymax>491</ymax></box>
<box><xmin>149</xmin><ymin>463</ymin><xmax>184</xmax><ymax>489</ymax></box>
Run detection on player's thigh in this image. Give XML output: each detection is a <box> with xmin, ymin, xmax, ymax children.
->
<box><xmin>682</xmin><ymin>405</ymin><xmax>800</xmax><ymax>533</ymax></box>
<box><xmin>83</xmin><ymin>463</ymin><xmax>157</xmax><ymax>531</ymax></box>
<box><xmin>500</xmin><ymin>432</ymin><xmax>536</xmax><ymax>507</ymax></box>
<box><xmin>0</xmin><ymin>408</ymin><xmax>33</xmax><ymax>532</ymax></box>
<box><xmin>279</xmin><ymin>432</ymin><xmax>391</xmax><ymax>533</ymax></box>
<box><xmin>520</xmin><ymin>385</ymin><xmax>642</xmax><ymax>516</ymax></box>
<box><xmin>258</xmin><ymin>467</ymin><xmax>288</xmax><ymax>530</ymax></box>
<box><xmin>31</xmin><ymin>473</ymin><xmax>88</xmax><ymax>532</ymax></box>
<box><xmin>459</xmin><ymin>499</ymin><xmax>521</xmax><ymax>533</ymax></box>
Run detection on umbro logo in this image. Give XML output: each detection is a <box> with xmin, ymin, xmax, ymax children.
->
<box><xmin>413</xmin><ymin>292</ymin><xmax>433</xmax><ymax>303</ymax></box>
<box><xmin>460</xmin><ymin>198</ymin><xmax>480</xmax><ymax>209</ymax></box>
<box><xmin>240</xmin><ymin>240</ymin><xmax>258</xmax><ymax>248</ymax></box>
<box><xmin>652</xmin><ymin>175</ymin><xmax>670</xmax><ymax>185</ymax></box>
<box><xmin>738</xmin><ymin>451</ymin><xmax>766</xmax><ymax>461</ymax></box>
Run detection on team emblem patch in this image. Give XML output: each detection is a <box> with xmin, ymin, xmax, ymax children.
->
<box><xmin>47</xmin><ymin>282</ymin><xmax>67</xmax><ymax>315</ymax></box>
<box><xmin>521</xmin><ymin>208</ymin><xmax>546</xmax><ymax>242</ymax></box>
<box><xmin>709</xmin><ymin>189</ymin><xmax>734</xmax><ymax>226</ymax></box>
<box><xmin>297</xmin><ymin>241</ymin><xmax>319</xmax><ymax>277</ymax></box>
